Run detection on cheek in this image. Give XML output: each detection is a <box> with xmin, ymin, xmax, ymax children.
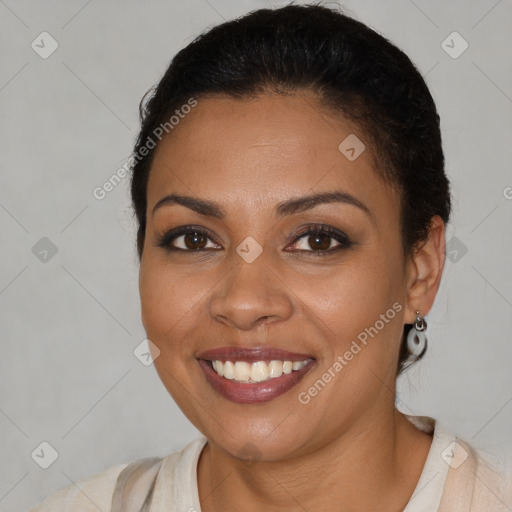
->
<box><xmin>138</xmin><ymin>256</ymin><xmax>215</xmax><ymax>352</ymax></box>
<box><xmin>139</xmin><ymin>261</ymin><xmax>197</xmax><ymax>394</ymax></box>
<box><xmin>292</xmin><ymin>256</ymin><xmax>403</xmax><ymax>361</ymax></box>
<box><xmin>139</xmin><ymin>259</ymin><xmax>186</xmax><ymax>341</ymax></box>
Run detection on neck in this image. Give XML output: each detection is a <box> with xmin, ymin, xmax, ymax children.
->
<box><xmin>197</xmin><ymin>408</ymin><xmax>433</xmax><ymax>512</ymax></box>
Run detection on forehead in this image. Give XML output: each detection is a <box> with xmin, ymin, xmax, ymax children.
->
<box><xmin>147</xmin><ymin>92</ymin><xmax>398</xmax><ymax>223</ymax></box>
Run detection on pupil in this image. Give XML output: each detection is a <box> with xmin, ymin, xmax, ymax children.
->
<box><xmin>310</xmin><ymin>233</ymin><xmax>330</xmax><ymax>251</ymax></box>
<box><xmin>185</xmin><ymin>231</ymin><xmax>206</xmax><ymax>250</ymax></box>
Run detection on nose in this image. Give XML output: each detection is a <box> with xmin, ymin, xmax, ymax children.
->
<box><xmin>209</xmin><ymin>253</ymin><xmax>294</xmax><ymax>332</ymax></box>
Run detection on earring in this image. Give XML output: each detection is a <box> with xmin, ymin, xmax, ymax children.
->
<box><xmin>407</xmin><ymin>310</ymin><xmax>428</xmax><ymax>357</ymax></box>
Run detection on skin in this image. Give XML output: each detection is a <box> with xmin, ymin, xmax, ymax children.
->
<box><xmin>138</xmin><ymin>90</ymin><xmax>446</xmax><ymax>511</ymax></box>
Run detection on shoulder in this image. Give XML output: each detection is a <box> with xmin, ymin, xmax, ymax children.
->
<box><xmin>440</xmin><ymin>436</ymin><xmax>512</xmax><ymax>511</ymax></box>
<box><xmin>29</xmin><ymin>437</ymin><xmax>207</xmax><ymax>512</ymax></box>
<box><xmin>468</xmin><ymin>442</ymin><xmax>512</xmax><ymax>511</ymax></box>
<box><xmin>29</xmin><ymin>461</ymin><xmax>130</xmax><ymax>512</ymax></box>
<box><xmin>402</xmin><ymin>414</ymin><xmax>512</xmax><ymax>512</ymax></box>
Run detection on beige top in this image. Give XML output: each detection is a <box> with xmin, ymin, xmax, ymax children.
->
<box><xmin>30</xmin><ymin>415</ymin><xmax>512</xmax><ymax>511</ymax></box>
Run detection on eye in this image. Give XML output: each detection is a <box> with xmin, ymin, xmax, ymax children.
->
<box><xmin>286</xmin><ymin>224</ymin><xmax>353</xmax><ymax>255</ymax></box>
<box><xmin>154</xmin><ymin>226</ymin><xmax>221</xmax><ymax>252</ymax></box>
<box><xmin>155</xmin><ymin>224</ymin><xmax>353</xmax><ymax>255</ymax></box>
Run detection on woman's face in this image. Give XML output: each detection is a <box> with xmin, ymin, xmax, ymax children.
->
<box><xmin>139</xmin><ymin>91</ymin><xmax>423</xmax><ymax>461</ymax></box>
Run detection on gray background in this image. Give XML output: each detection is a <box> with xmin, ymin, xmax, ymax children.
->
<box><xmin>0</xmin><ymin>0</ymin><xmax>511</xmax><ymax>510</ymax></box>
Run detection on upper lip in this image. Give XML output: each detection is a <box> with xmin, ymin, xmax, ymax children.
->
<box><xmin>196</xmin><ymin>346</ymin><xmax>315</xmax><ymax>363</ymax></box>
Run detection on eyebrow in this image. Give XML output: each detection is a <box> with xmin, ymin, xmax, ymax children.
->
<box><xmin>152</xmin><ymin>191</ymin><xmax>374</xmax><ymax>222</ymax></box>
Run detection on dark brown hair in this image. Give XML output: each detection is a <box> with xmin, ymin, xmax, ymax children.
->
<box><xmin>129</xmin><ymin>2</ymin><xmax>452</xmax><ymax>375</ymax></box>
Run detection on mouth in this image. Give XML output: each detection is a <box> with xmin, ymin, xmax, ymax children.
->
<box><xmin>197</xmin><ymin>346</ymin><xmax>316</xmax><ymax>403</ymax></box>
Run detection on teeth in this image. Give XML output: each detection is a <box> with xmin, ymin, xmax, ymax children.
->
<box><xmin>268</xmin><ymin>360</ymin><xmax>283</xmax><ymax>378</ymax></box>
<box><xmin>223</xmin><ymin>361</ymin><xmax>235</xmax><ymax>380</ymax></box>
<box><xmin>234</xmin><ymin>361</ymin><xmax>250</xmax><ymax>381</ymax></box>
<box><xmin>210</xmin><ymin>359</ymin><xmax>311</xmax><ymax>383</ymax></box>
<box><xmin>251</xmin><ymin>361</ymin><xmax>269</xmax><ymax>382</ymax></box>
<box><xmin>212</xmin><ymin>360</ymin><xmax>223</xmax><ymax>377</ymax></box>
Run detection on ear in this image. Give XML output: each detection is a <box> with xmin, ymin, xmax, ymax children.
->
<box><xmin>404</xmin><ymin>215</ymin><xmax>446</xmax><ymax>324</ymax></box>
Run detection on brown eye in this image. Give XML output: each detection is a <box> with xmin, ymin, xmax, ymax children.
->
<box><xmin>155</xmin><ymin>226</ymin><xmax>221</xmax><ymax>252</ymax></box>
<box><xmin>287</xmin><ymin>225</ymin><xmax>353</xmax><ymax>255</ymax></box>
<box><xmin>306</xmin><ymin>232</ymin><xmax>332</xmax><ymax>251</ymax></box>
<box><xmin>183</xmin><ymin>231</ymin><xmax>208</xmax><ymax>250</ymax></box>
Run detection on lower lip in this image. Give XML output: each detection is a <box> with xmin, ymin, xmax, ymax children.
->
<box><xmin>198</xmin><ymin>359</ymin><xmax>315</xmax><ymax>403</ymax></box>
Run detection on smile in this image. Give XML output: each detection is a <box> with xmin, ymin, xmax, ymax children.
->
<box><xmin>211</xmin><ymin>359</ymin><xmax>312</xmax><ymax>383</ymax></box>
<box><xmin>197</xmin><ymin>346</ymin><xmax>316</xmax><ymax>403</ymax></box>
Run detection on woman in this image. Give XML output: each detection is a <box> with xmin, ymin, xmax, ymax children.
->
<box><xmin>31</xmin><ymin>3</ymin><xmax>511</xmax><ymax>511</ymax></box>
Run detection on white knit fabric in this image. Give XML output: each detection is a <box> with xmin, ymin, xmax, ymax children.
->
<box><xmin>30</xmin><ymin>415</ymin><xmax>512</xmax><ymax>511</ymax></box>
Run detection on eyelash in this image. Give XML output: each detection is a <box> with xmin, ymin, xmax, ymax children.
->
<box><xmin>154</xmin><ymin>224</ymin><xmax>353</xmax><ymax>256</ymax></box>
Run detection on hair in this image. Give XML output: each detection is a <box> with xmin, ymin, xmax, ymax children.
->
<box><xmin>129</xmin><ymin>2</ymin><xmax>452</xmax><ymax>376</ymax></box>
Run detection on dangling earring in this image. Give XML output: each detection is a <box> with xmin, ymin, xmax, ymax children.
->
<box><xmin>407</xmin><ymin>310</ymin><xmax>428</xmax><ymax>357</ymax></box>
